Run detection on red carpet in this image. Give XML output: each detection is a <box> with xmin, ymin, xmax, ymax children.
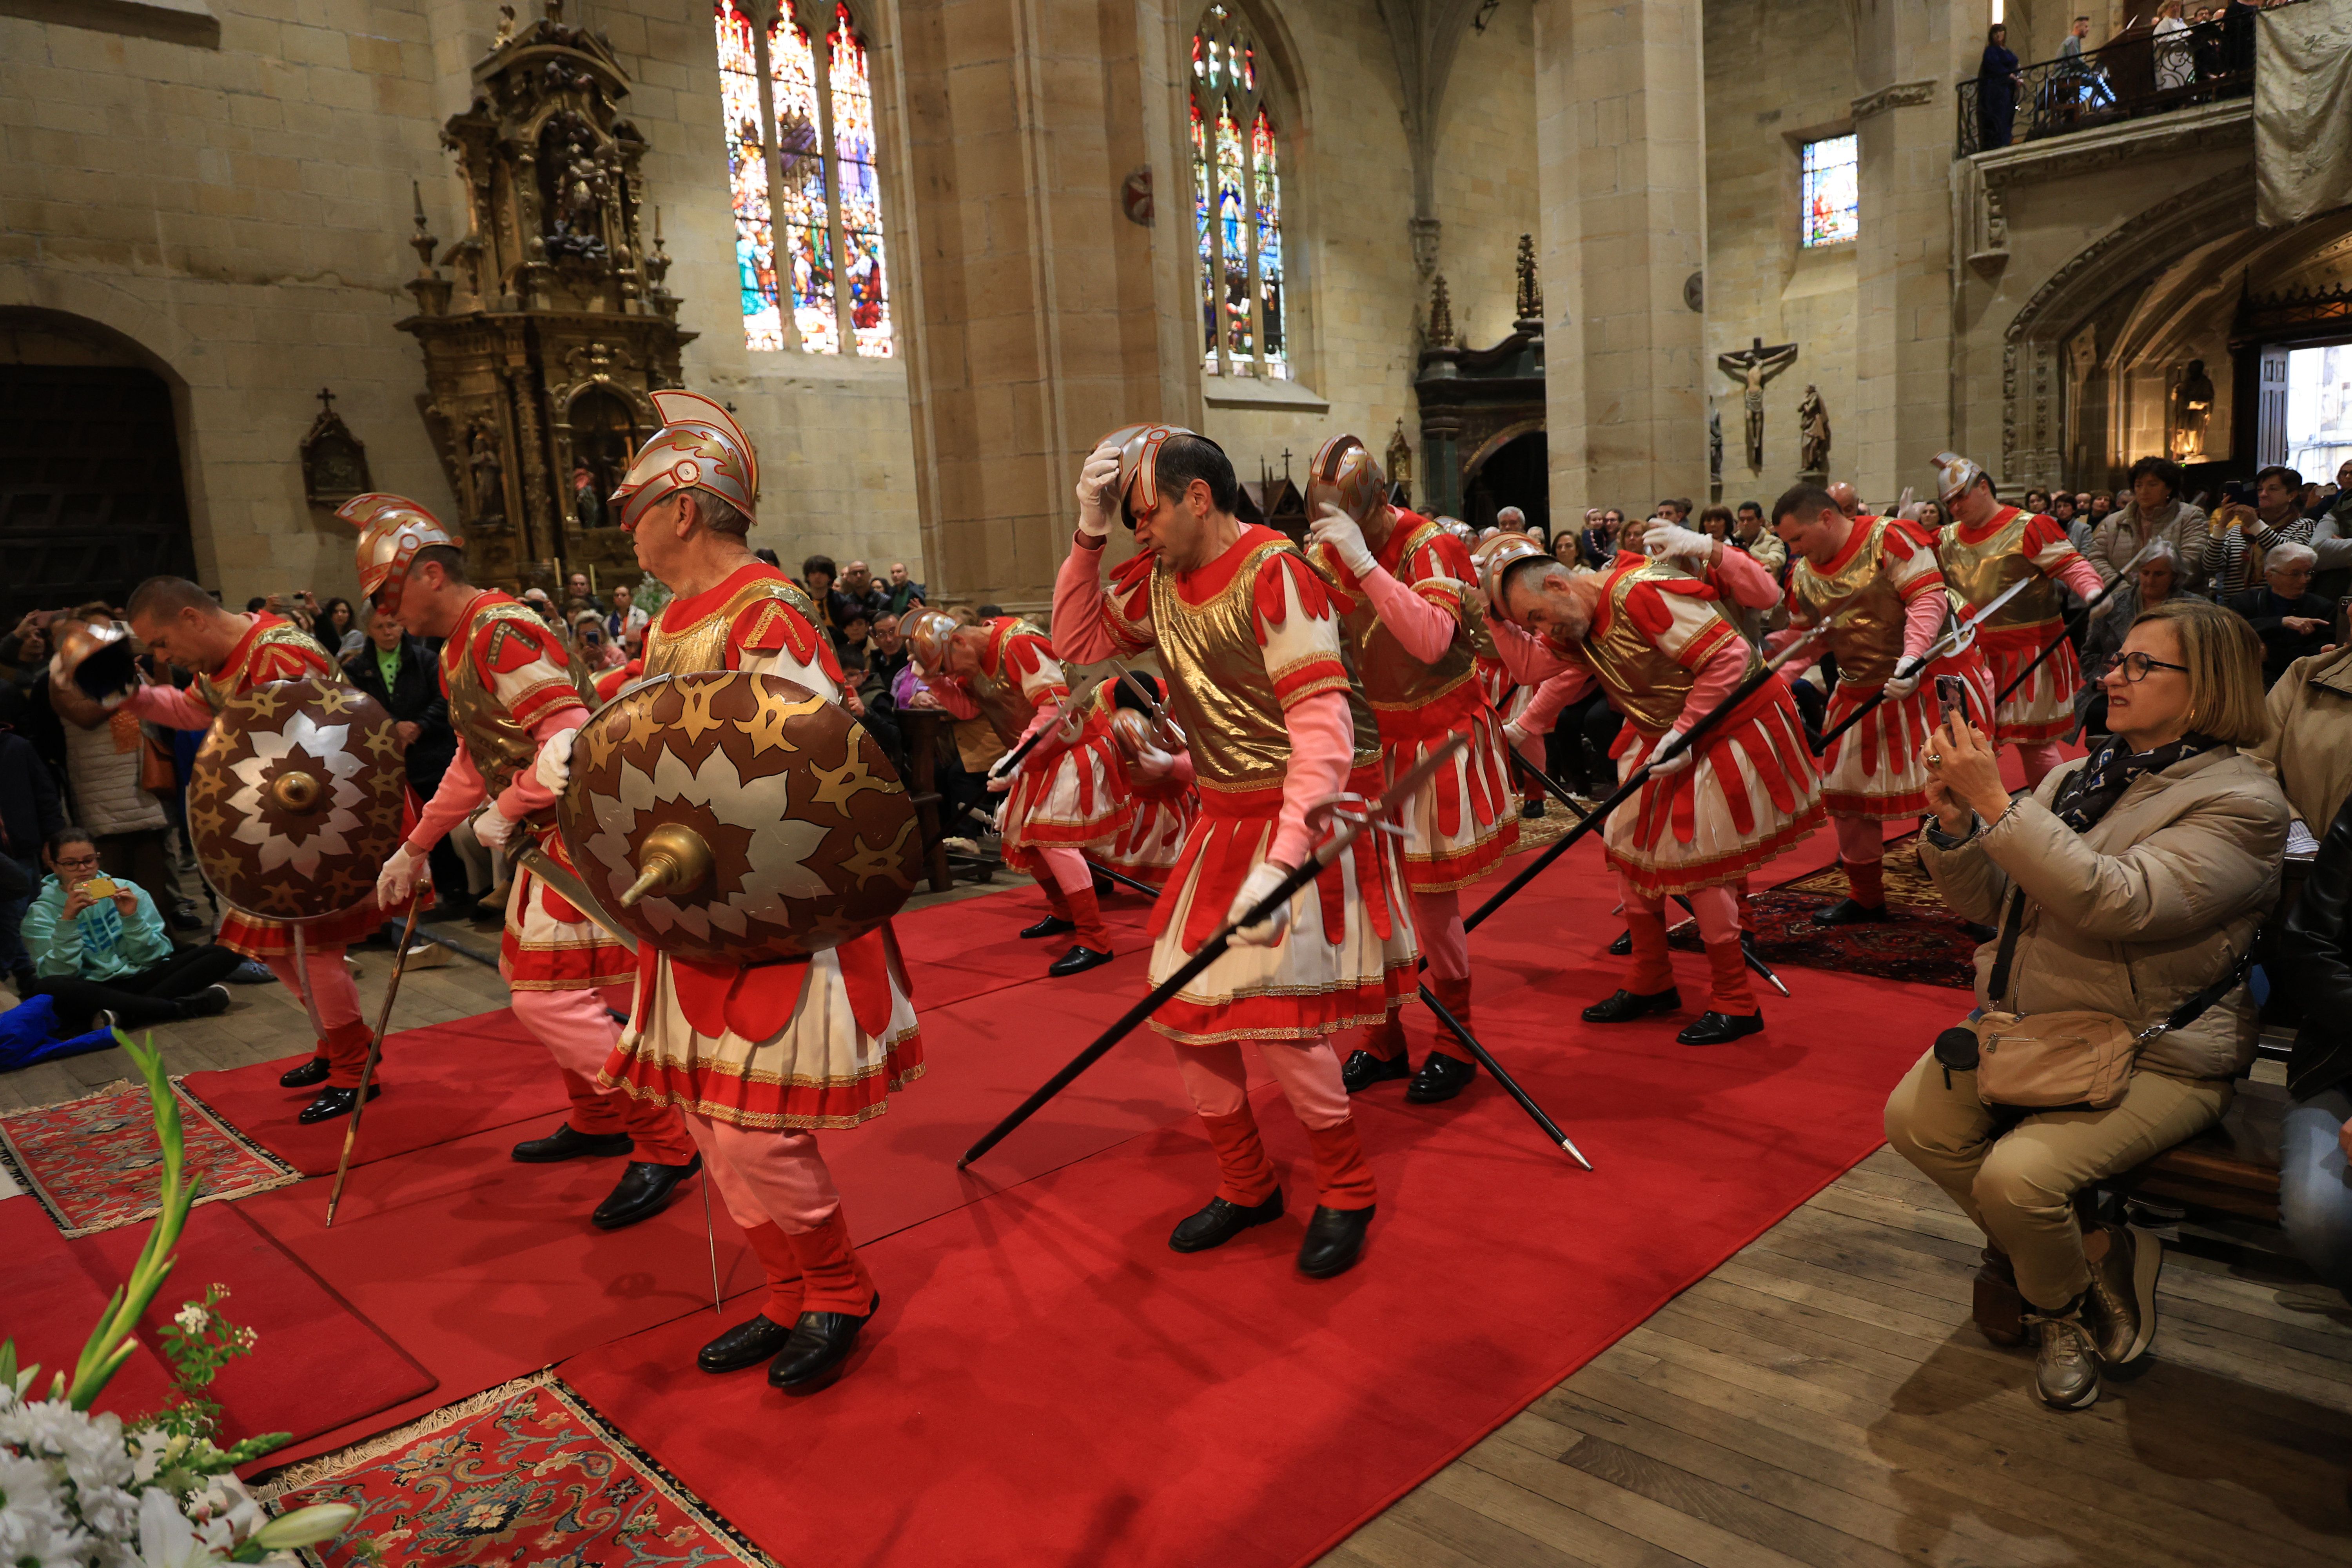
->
<box><xmin>3</xmin><ymin>1200</ymin><xmax>433</xmax><ymax>1448</ymax></box>
<box><xmin>550</xmin><ymin>831</ymin><xmax>1962</xmax><ymax>1568</ymax></box>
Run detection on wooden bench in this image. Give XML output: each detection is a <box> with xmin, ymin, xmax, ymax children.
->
<box><xmin>2104</xmin><ymin>1077</ymin><xmax>2286</xmax><ymax>1225</ymax></box>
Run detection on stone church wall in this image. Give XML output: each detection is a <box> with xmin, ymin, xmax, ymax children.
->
<box><xmin>0</xmin><ymin>0</ymin><xmax>926</xmax><ymax>610</ymax></box>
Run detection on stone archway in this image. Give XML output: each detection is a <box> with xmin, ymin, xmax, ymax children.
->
<box><xmin>0</xmin><ymin>308</ymin><xmax>197</xmax><ymax>621</ymax></box>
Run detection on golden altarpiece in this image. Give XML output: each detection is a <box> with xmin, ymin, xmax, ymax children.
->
<box><xmin>397</xmin><ymin>3</ymin><xmax>693</xmax><ymax>594</ymax></box>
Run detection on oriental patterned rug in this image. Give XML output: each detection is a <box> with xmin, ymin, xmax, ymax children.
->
<box><xmin>1667</xmin><ymin>832</ymin><xmax>1985</xmax><ymax>990</ymax></box>
<box><xmin>0</xmin><ymin>1078</ymin><xmax>299</xmax><ymax>1237</ymax></box>
<box><xmin>268</xmin><ymin>1373</ymin><xmax>771</xmax><ymax>1568</ymax></box>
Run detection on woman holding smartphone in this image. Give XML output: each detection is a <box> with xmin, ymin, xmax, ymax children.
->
<box><xmin>21</xmin><ymin>827</ymin><xmax>238</xmax><ymax>1034</ymax></box>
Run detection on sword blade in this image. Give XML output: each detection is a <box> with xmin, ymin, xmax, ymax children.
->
<box><xmin>511</xmin><ymin>843</ymin><xmax>638</xmax><ymax>953</ymax></box>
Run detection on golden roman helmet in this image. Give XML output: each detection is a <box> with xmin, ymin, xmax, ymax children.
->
<box><xmin>1304</xmin><ymin>433</ymin><xmax>1386</xmax><ymax>527</ymax></box>
<box><xmin>1435</xmin><ymin>515</ymin><xmax>1476</xmax><ymax>546</ymax></box>
<box><xmin>338</xmin><ymin>493</ymin><xmax>462</xmax><ymax>606</ymax></box>
<box><xmin>1096</xmin><ymin>423</ymin><xmax>1205</xmax><ymax>530</ymax></box>
<box><xmin>1931</xmin><ymin>450</ymin><xmax>1987</xmax><ymax>508</ymax></box>
<box><xmin>902</xmin><ymin>608</ymin><xmax>957</xmax><ymax>676</ymax></box>
<box><xmin>610</xmin><ymin>389</ymin><xmax>760</xmax><ymax>533</ymax></box>
<box><xmin>1476</xmin><ymin>532</ymin><xmax>1553</xmax><ymax>622</ymax></box>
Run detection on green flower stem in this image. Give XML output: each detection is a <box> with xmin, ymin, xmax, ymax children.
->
<box><xmin>67</xmin><ymin>1029</ymin><xmax>198</xmax><ymax>1410</ymax></box>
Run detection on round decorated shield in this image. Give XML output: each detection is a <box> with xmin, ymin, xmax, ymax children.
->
<box><xmin>556</xmin><ymin>670</ymin><xmax>920</xmax><ymax>965</ymax></box>
<box><xmin>187</xmin><ymin>676</ymin><xmax>408</xmax><ymax>922</ymax></box>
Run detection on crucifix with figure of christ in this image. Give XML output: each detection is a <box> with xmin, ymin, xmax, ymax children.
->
<box><xmin>1716</xmin><ymin>337</ymin><xmax>1798</xmax><ymax>473</ymax></box>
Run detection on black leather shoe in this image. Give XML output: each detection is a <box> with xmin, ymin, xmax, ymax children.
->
<box><xmin>511</xmin><ymin>1123</ymin><xmax>634</xmax><ymax>1163</ymax></box>
<box><xmin>1019</xmin><ymin>915</ymin><xmax>1075</xmax><ymax>940</ymax></box>
<box><xmin>278</xmin><ymin>1056</ymin><xmax>331</xmax><ymax>1089</ymax></box>
<box><xmin>1297</xmin><ymin>1204</ymin><xmax>1375</xmax><ymax>1278</ymax></box>
<box><xmin>296</xmin><ymin>1082</ymin><xmax>381</xmax><ymax>1124</ymax></box>
<box><xmin>768</xmin><ymin>1292</ymin><xmax>881</xmax><ymax>1393</ymax></box>
<box><xmin>1169</xmin><ymin>1190</ymin><xmax>1285</xmax><ymax>1253</ymax></box>
<box><xmin>1340</xmin><ymin>1047</ymin><xmax>1413</xmax><ymax>1093</ymax></box>
<box><xmin>1811</xmin><ymin>897</ymin><xmax>1890</xmax><ymax>926</ymax></box>
<box><xmin>1959</xmin><ymin>919</ymin><xmax>1998</xmax><ymax>942</ymax></box>
<box><xmin>1406</xmin><ymin>1051</ymin><xmax>1478</xmax><ymax>1103</ymax></box>
<box><xmin>1520</xmin><ymin>797</ymin><xmax>1546</xmax><ymax>819</ymax></box>
<box><xmin>1677</xmin><ymin>1010</ymin><xmax>1764</xmax><ymax>1045</ymax></box>
<box><xmin>1582</xmin><ymin>986</ymin><xmax>1681</xmax><ymax>1023</ymax></box>
<box><xmin>698</xmin><ymin>1312</ymin><xmax>795</xmax><ymax>1374</ymax></box>
<box><xmin>590</xmin><ymin>1154</ymin><xmax>703</xmax><ymax>1230</ymax></box>
<box><xmin>1608</xmin><ymin>929</ymin><xmax>1633</xmax><ymax>956</ymax></box>
<box><xmin>1047</xmin><ymin>944</ymin><xmax>1113</xmax><ymax>977</ymax></box>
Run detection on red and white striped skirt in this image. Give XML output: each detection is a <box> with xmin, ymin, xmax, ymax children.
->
<box><xmin>1817</xmin><ymin>649</ymin><xmax>1996</xmax><ymax>821</ymax></box>
<box><xmin>1604</xmin><ymin>682</ymin><xmax>1824</xmax><ymax>900</ymax></box>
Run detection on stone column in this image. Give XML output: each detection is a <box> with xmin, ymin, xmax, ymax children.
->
<box><xmin>1849</xmin><ymin>5</ymin><xmax>1961</xmax><ymax>496</ymax></box>
<box><xmin>891</xmin><ymin>0</ymin><xmax>1181</xmax><ymax>611</ymax></box>
<box><xmin>1533</xmin><ymin>0</ymin><xmax>1708</xmax><ymax>517</ymax></box>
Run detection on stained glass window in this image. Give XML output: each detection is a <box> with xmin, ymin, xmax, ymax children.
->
<box><xmin>1800</xmin><ymin>134</ymin><xmax>1858</xmax><ymax>248</ymax></box>
<box><xmin>715</xmin><ymin>1</ymin><xmax>781</xmax><ymax>351</ymax></box>
<box><xmin>711</xmin><ymin>1</ymin><xmax>894</xmax><ymax>357</ymax></box>
<box><xmin>1190</xmin><ymin>4</ymin><xmax>1286</xmax><ymax>380</ymax></box>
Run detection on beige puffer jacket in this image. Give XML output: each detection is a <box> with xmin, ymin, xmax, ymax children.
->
<box><xmin>2250</xmin><ymin>643</ymin><xmax>2352</xmax><ymax>833</ymax></box>
<box><xmin>62</xmin><ymin>708</ymin><xmax>167</xmax><ymax>838</ymax></box>
<box><xmin>1919</xmin><ymin>746</ymin><xmax>2288</xmax><ymax>1082</ymax></box>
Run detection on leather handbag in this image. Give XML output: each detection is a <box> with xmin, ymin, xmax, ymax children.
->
<box><xmin>1965</xmin><ymin>888</ymin><xmax>2250</xmax><ymax>1112</ymax></box>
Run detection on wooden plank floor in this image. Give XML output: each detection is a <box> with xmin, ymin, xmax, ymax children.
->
<box><xmin>8</xmin><ymin>898</ymin><xmax>2350</xmax><ymax>1568</ymax></box>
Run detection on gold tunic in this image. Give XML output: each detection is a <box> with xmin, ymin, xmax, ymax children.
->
<box><xmin>1329</xmin><ymin>513</ymin><xmax>1480</xmax><ymax>719</ymax></box>
<box><xmin>1151</xmin><ymin>534</ymin><xmax>1381</xmax><ymax>794</ymax></box>
<box><xmin>969</xmin><ymin>620</ymin><xmax>1055</xmax><ymax>748</ymax></box>
<box><xmin>643</xmin><ymin>570</ymin><xmax>820</xmax><ymax>679</ymax></box>
<box><xmin>194</xmin><ymin>619</ymin><xmax>330</xmax><ymax>715</ymax></box>
<box><xmin>1940</xmin><ymin>508</ymin><xmax>2059</xmax><ymax>632</ymax></box>
<box><xmin>1582</xmin><ymin>557</ymin><xmax>1757</xmax><ymax>733</ymax></box>
<box><xmin>1788</xmin><ymin>516</ymin><xmax>1912</xmax><ymax>688</ymax></box>
<box><xmin>443</xmin><ymin>595</ymin><xmax>600</xmax><ymax>806</ymax></box>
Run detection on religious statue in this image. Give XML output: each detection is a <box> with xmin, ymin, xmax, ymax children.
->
<box><xmin>1797</xmin><ymin>385</ymin><xmax>1831</xmax><ymax>477</ymax></box>
<box><xmin>572</xmin><ymin>460</ymin><xmax>605</xmax><ymax>530</ymax></box>
<box><xmin>2169</xmin><ymin>359</ymin><xmax>2214</xmax><ymax>463</ymax></box>
<box><xmin>1709</xmin><ymin>410</ymin><xmax>1723</xmax><ymax>489</ymax></box>
<box><xmin>1716</xmin><ymin>337</ymin><xmax>1799</xmax><ymax>472</ymax></box>
<box><xmin>466</xmin><ymin>422</ymin><xmax>506</xmax><ymax>522</ymax></box>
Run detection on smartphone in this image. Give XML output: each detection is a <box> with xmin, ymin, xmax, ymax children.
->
<box><xmin>79</xmin><ymin>875</ymin><xmax>119</xmax><ymax>899</ymax></box>
<box><xmin>1935</xmin><ymin>674</ymin><xmax>1967</xmax><ymax>730</ymax></box>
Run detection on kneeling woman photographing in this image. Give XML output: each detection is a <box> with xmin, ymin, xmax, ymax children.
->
<box><xmin>1886</xmin><ymin>599</ymin><xmax>2288</xmax><ymax>1410</ymax></box>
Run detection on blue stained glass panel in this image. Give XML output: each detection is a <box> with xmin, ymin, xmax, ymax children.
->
<box><xmin>829</xmin><ymin>5</ymin><xmax>892</xmax><ymax>358</ymax></box>
<box><xmin>714</xmin><ymin>2</ymin><xmax>780</xmax><ymax>351</ymax></box>
<box><xmin>1801</xmin><ymin>134</ymin><xmax>1858</xmax><ymax>247</ymax></box>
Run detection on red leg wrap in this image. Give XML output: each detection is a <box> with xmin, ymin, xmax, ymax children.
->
<box><xmin>1302</xmin><ymin>1119</ymin><xmax>1378</xmax><ymax>1211</ymax></box>
<box><xmin>1199</xmin><ymin>1107</ymin><xmax>1279</xmax><ymax>1207</ymax></box>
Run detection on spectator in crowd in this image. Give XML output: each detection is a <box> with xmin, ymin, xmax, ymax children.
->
<box><xmin>42</xmin><ymin>616</ymin><xmax>176</xmax><ymax>922</ymax></box>
<box><xmin>881</xmin><ymin>561</ymin><xmax>927</xmax><ymax>615</ymax></box>
<box><xmin>343</xmin><ymin>605</ymin><xmax>467</xmax><ymax>912</ymax></box>
<box><xmin>1978</xmin><ymin>22</ymin><xmax>2020</xmax><ymax>150</ymax></box>
<box><xmin>1573</xmin><ymin>508</ymin><xmax>1607</xmax><ymax>566</ymax></box>
<box><xmin>2227</xmin><ymin>541</ymin><xmax>2334</xmax><ymax>687</ymax></box>
<box><xmin>1733</xmin><ymin>501</ymin><xmax>1788</xmax><ymax>577</ymax></box>
<box><xmin>314</xmin><ymin>597</ymin><xmax>362</xmax><ymax>660</ymax></box>
<box><xmin>2254</xmin><ymin>637</ymin><xmax>2352</xmax><ymax>850</ymax></box>
<box><xmin>1914</xmin><ymin>498</ymin><xmax>1946</xmax><ymax>536</ymax></box>
<box><xmin>2050</xmin><ymin>492</ymin><xmax>2077</xmax><ymax>530</ymax></box>
<box><xmin>1696</xmin><ymin>505</ymin><xmax>1734</xmax><ymax>545</ymax></box>
<box><xmin>2154</xmin><ymin>0</ymin><xmax>2194</xmax><ymax>89</ymax></box>
<box><xmin>2087</xmin><ymin>491</ymin><xmax>2114</xmax><ymax>525</ymax></box>
<box><xmin>1653</xmin><ymin>498</ymin><xmax>1687</xmax><ymax>525</ymax></box>
<box><xmin>2078</xmin><ymin>543</ymin><xmax>2181</xmax><ymax>735</ymax></box>
<box><xmin>2236</xmin><ymin>460</ymin><xmax>2352</xmax><ymax>605</ymax></box>
<box><xmin>571</xmin><ymin>609</ymin><xmax>625</xmax><ymax>671</ymax></box>
<box><xmin>2200</xmin><ymin>465</ymin><xmax>2318</xmax><ymax>595</ymax></box>
<box><xmin>2277</xmin><ymin>787</ymin><xmax>2352</xmax><ymax>1307</ymax></box>
<box><xmin>519</xmin><ymin>586</ymin><xmax>561</xmax><ymax>626</ymax></box>
<box><xmin>2024</xmin><ymin>487</ymin><xmax>2051</xmax><ymax>515</ymax></box>
<box><xmin>606</xmin><ymin>582</ymin><xmax>650</xmax><ymax>656</ymax></box>
<box><xmin>0</xmin><ymin>685</ymin><xmax>64</xmax><ymax>994</ymax></box>
<box><xmin>1889</xmin><ymin>599</ymin><xmax>2287</xmax><ymax>1410</ymax></box>
<box><xmin>802</xmin><ymin>554</ymin><xmax>843</xmax><ymax>640</ymax></box>
<box><xmin>1553</xmin><ymin>530</ymin><xmax>1583</xmax><ymax>568</ymax></box>
<box><xmin>753</xmin><ymin>548</ymin><xmax>782</xmax><ymax>569</ymax></box>
<box><xmin>564</xmin><ymin>571</ymin><xmax>602</xmax><ymax>615</ymax></box>
<box><xmin>837</xmin><ymin>561</ymin><xmax>888</xmax><ymax>622</ymax></box>
<box><xmin>22</xmin><ymin>827</ymin><xmax>238</xmax><ymax>1033</ymax></box>
<box><xmin>2090</xmin><ymin>456</ymin><xmax>2207</xmax><ymax>589</ymax></box>
<box><xmin>243</xmin><ymin>596</ymin><xmax>267</xmax><ymax>613</ymax></box>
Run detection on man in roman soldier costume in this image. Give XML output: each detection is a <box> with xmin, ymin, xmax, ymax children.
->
<box><xmin>1052</xmin><ymin>425</ymin><xmax>1416</xmax><ymax>1279</ymax></box>
<box><xmin>906</xmin><ymin>611</ymin><xmax>1131</xmax><ymax>976</ymax></box>
<box><xmin>1096</xmin><ymin>672</ymin><xmax>1200</xmax><ymax>893</ymax></box>
<box><xmin>1483</xmin><ymin>538</ymin><xmax>1824</xmax><ymax>1044</ymax></box>
<box><xmin>1768</xmin><ymin>483</ymin><xmax>1996</xmax><ymax>923</ymax></box>
<box><xmin>120</xmin><ymin>578</ymin><xmax>411</xmax><ymax>1122</ymax></box>
<box><xmin>538</xmin><ymin>389</ymin><xmax>921</xmax><ymax>1393</ymax></box>
<box><xmin>1932</xmin><ymin>451</ymin><xmax>2107</xmax><ymax>788</ymax></box>
<box><xmin>1299</xmin><ymin>435</ymin><xmax>1518</xmax><ymax>1105</ymax></box>
<box><xmin>353</xmin><ymin>495</ymin><xmax>701</xmax><ymax>1232</ymax></box>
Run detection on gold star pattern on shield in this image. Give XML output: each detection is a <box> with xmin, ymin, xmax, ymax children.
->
<box><xmin>363</xmin><ymin>725</ymin><xmax>401</xmax><ymax>764</ymax></box>
<box><xmin>242</xmin><ymin>687</ymin><xmax>285</xmax><ymax>723</ymax></box>
<box><xmin>676</xmin><ymin>677</ymin><xmax>726</xmax><ymax>746</ymax></box>
<box><xmin>584</xmin><ymin>711</ymin><xmax>621</xmax><ymax>775</ymax></box>
<box><xmin>322</xmin><ymin>866</ymin><xmax>369</xmax><ymax>907</ymax></box>
<box><xmin>620</xmin><ymin>700</ymin><xmax>662</xmax><ymax>756</ymax></box>
<box><xmin>311</xmin><ymin>682</ymin><xmax>359</xmax><ymax>716</ymax></box>
<box><xmin>742</xmin><ymin>685</ymin><xmax>825</xmax><ymax>757</ymax></box>
<box><xmin>191</xmin><ymin>802</ymin><xmax>227</xmax><ymax>841</ymax></box>
<box><xmin>800</xmin><ymin>909</ymin><xmax>862</xmax><ymax>946</ymax></box>
<box><xmin>840</xmin><ymin>820</ymin><xmax>917</xmax><ymax>890</ymax></box>
<box><xmin>809</xmin><ymin>748</ymin><xmax>890</xmax><ymax>814</ymax></box>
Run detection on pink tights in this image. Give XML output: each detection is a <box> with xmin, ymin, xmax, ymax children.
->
<box><xmin>1409</xmin><ymin>889</ymin><xmax>1467</xmax><ymax>983</ymax></box>
<box><xmin>264</xmin><ymin>946</ymin><xmax>361</xmax><ymax>1033</ymax></box>
<box><xmin>1034</xmin><ymin>844</ymin><xmax>1093</xmax><ymax>895</ymax></box>
<box><xmin>1621</xmin><ymin>877</ymin><xmax>1739</xmax><ymax>944</ymax></box>
<box><xmin>1172</xmin><ymin>1039</ymin><xmax>1352</xmax><ymax>1131</ymax></box>
<box><xmin>1833</xmin><ymin>813</ymin><xmax>1884</xmax><ymax>866</ymax></box>
<box><xmin>2015</xmin><ymin>740</ymin><xmax>2063</xmax><ymax>788</ymax></box>
<box><xmin>686</xmin><ymin>1114</ymin><xmax>840</xmax><ymax>1235</ymax></box>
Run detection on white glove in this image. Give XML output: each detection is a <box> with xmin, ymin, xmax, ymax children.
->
<box><xmin>1643</xmin><ymin>522</ymin><xmax>1715</xmax><ymax>563</ymax></box>
<box><xmin>1882</xmin><ymin>664</ymin><xmax>1922</xmax><ymax>701</ymax></box>
<box><xmin>1642</xmin><ymin>729</ymin><xmax>1696</xmax><ymax>778</ymax></box>
<box><xmin>376</xmin><ymin>843</ymin><xmax>425</xmax><ymax>907</ymax></box>
<box><xmin>1075</xmin><ymin>439</ymin><xmax>1121</xmax><ymax>538</ymax></box>
<box><xmin>1502</xmin><ymin>719</ymin><xmax>1531</xmax><ymax>752</ymax></box>
<box><xmin>534</xmin><ymin>726</ymin><xmax>579</xmax><ymax>795</ymax></box>
<box><xmin>1308</xmin><ymin>505</ymin><xmax>1376</xmax><ymax>578</ymax></box>
<box><xmin>1224</xmin><ymin>860</ymin><xmax>1294</xmax><ymax>948</ymax></box>
<box><xmin>474</xmin><ymin>805</ymin><xmax>520</xmax><ymax>853</ymax></box>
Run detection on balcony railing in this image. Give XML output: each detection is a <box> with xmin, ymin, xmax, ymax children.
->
<box><xmin>1958</xmin><ymin>16</ymin><xmax>2258</xmax><ymax>157</ymax></box>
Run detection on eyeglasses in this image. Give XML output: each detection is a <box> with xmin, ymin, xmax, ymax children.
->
<box><xmin>53</xmin><ymin>854</ymin><xmax>100</xmax><ymax>871</ymax></box>
<box><xmin>2112</xmin><ymin>652</ymin><xmax>2189</xmax><ymax>683</ymax></box>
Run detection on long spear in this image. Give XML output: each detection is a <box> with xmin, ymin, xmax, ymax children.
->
<box><xmin>1994</xmin><ymin>543</ymin><xmax>2155</xmax><ymax>704</ymax></box>
<box><xmin>1808</xmin><ymin>572</ymin><xmax>2038</xmax><ymax>755</ymax></box>
<box><xmin>323</xmin><ymin>900</ymin><xmax>424</xmax><ymax>1227</ymax></box>
<box><xmin>960</xmin><ymin>736</ymin><xmax>1480</xmax><ymax>1169</ymax></box>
